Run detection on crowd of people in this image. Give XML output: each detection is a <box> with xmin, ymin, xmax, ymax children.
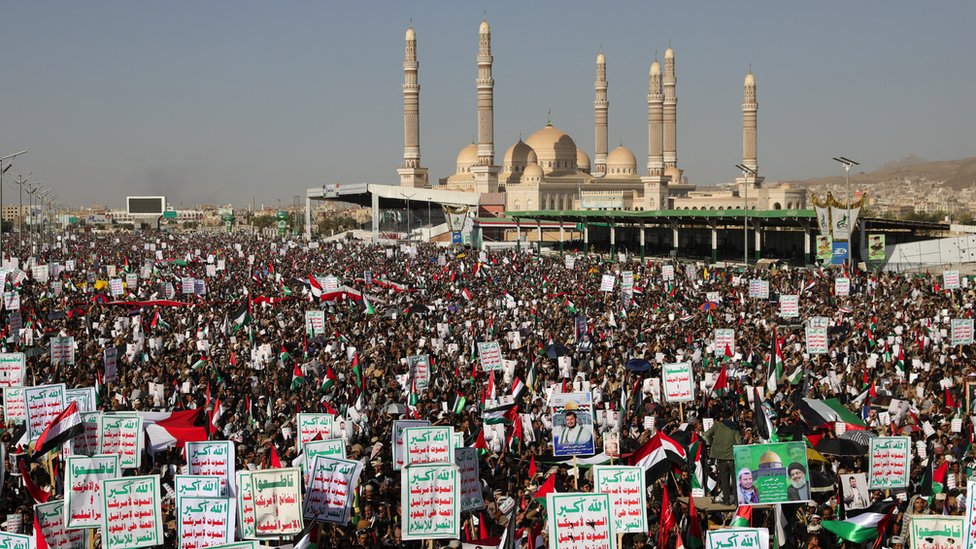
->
<box><xmin>1</xmin><ymin>229</ymin><xmax>974</xmax><ymax>549</ymax></box>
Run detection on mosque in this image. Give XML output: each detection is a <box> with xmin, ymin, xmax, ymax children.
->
<box><xmin>395</xmin><ymin>20</ymin><xmax>807</xmax><ymax>214</ymax></box>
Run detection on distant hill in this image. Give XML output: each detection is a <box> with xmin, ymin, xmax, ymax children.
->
<box><xmin>785</xmin><ymin>156</ymin><xmax>976</xmax><ymax>190</ymax></box>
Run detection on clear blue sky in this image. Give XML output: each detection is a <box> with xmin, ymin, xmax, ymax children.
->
<box><xmin>1</xmin><ymin>1</ymin><xmax>973</xmax><ymax>209</ymax></box>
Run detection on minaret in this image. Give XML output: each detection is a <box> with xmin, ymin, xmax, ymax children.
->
<box><xmin>742</xmin><ymin>69</ymin><xmax>758</xmax><ymax>174</ymax></box>
<box><xmin>397</xmin><ymin>24</ymin><xmax>429</xmax><ymax>188</ymax></box>
<box><xmin>646</xmin><ymin>58</ymin><xmax>664</xmax><ymax>176</ymax></box>
<box><xmin>593</xmin><ymin>51</ymin><xmax>608</xmax><ymax>177</ymax></box>
<box><xmin>471</xmin><ymin>19</ymin><xmax>499</xmax><ymax>193</ymax></box>
<box><xmin>641</xmin><ymin>55</ymin><xmax>670</xmax><ymax>210</ymax></box>
<box><xmin>663</xmin><ymin>46</ymin><xmax>677</xmax><ymax>170</ymax></box>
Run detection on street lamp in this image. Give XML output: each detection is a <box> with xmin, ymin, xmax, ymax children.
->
<box><xmin>736</xmin><ymin>164</ymin><xmax>757</xmax><ymax>265</ymax></box>
<box><xmin>833</xmin><ymin>157</ymin><xmax>859</xmax><ymax>261</ymax></box>
<box><xmin>9</xmin><ymin>172</ymin><xmax>33</xmax><ymax>241</ymax></box>
<box><xmin>0</xmin><ymin>150</ymin><xmax>28</xmax><ymax>262</ymax></box>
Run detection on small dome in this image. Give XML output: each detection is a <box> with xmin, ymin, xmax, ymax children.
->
<box><xmin>455</xmin><ymin>143</ymin><xmax>478</xmax><ymax>172</ymax></box>
<box><xmin>650</xmin><ymin>60</ymin><xmax>661</xmax><ymax>76</ymax></box>
<box><xmin>664</xmin><ymin>165</ymin><xmax>682</xmax><ymax>183</ymax></box>
<box><xmin>479</xmin><ymin>19</ymin><xmax>490</xmax><ymax>33</ymax></box>
<box><xmin>503</xmin><ymin>139</ymin><xmax>536</xmax><ymax>172</ymax></box>
<box><xmin>523</xmin><ymin>163</ymin><xmax>543</xmax><ymax>182</ymax></box>
<box><xmin>606</xmin><ymin>145</ymin><xmax>637</xmax><ymax>174</ymax></box>
<box><xmin>527</xmin><ymin>150</ymin><xmax>538</xmax><ymax>164</ymax></box>
<box><xmin>576</xmin><ymin>148</ymin><xmax>591</xmax><ymax>172</ymax></box>
<box><xmin>405</xmin><ymin>26</ymin><xmax>415</xmax><ymax>41</ymax></box>
<box><xmin>596</xmin><ymin>51</ymin><xmax>605</xmax><ymax>64</ymax></box>
<box><xmin>665</xmin><ymin>47</ymin><xmax>674</xmax><ymax>59</ymax></box>
<box><xmin>745</xmin><ymin>72</ymin><xmax>755</xmax><ymax>86</ymax></box>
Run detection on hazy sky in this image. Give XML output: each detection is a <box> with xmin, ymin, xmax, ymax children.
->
<box><xmin>2</xmin><ymin>1</ymin><xmax>974</xmax><ymax>209</ymax></box>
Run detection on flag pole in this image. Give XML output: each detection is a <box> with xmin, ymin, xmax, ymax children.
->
<box><xmin>573</xmin><ymin>455</ymin><xmax>578</xmax><ymax>489</ymax></box>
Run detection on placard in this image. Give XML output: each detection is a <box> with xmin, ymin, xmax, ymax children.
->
<box><xmin>109</xmin><ymin>278</ymin><xmax>124</xmax><ymax>297</ymax></box>
<box><xmin>951</xmin><ymin>318</ymin><xmax>974</xmax><ymax>346</ymax></box>
<box><xmin>402</xmin><ymin>463</ymin><xmax>460</xmax><ymax>541</ymax></box>
<box><xmin>3</xmin><ymin>291</ymin><xmax>19</xmax><ymax>310</ymax></box>
<box><xmin>840</xmin><ymin>473</ymin><xmax>869</xmax><ymax>509</ymax></box>
<box><xmin>966</xmin><ymin>480</ymin><xmax>976</xmax><ymax>548</ymax></box>
<box><xmin>477</xmin><ymin>341</ymin><xmax>503</xmax><ymax>372</ymax></box>
<box><xmin>714</xmin><ymin>329</ymin><xmax>735</xmax><ymax>356</ymax></box>
<box><xmin>779</xmin><ymin>295</ymin><xmax>799</xmax><ymax>318</ymax></box>
<box><xmin>706</xmin><ymin>528</ymin><xmax>770</xmax><ymax>549</ymax></box>
<box><xmin>403</xmin><ymin>425</ymin><xmax>455</xmax><ymax>466</ymax></box>
<box><xmin>565</xmin><ymin>255</ymin><xmax>575</xmax><ymax>269</ymax></box>
<box><xmin>303</xmin><ymin>456</ymin><xmax>363</xmax><ymax>525</ymax></box>
<box><xmin>182</xmin><ymin>277</ymin><xmax>196</xmax><ymax>294</ymax></box>
<box><xmin>732</xmin><ymin>442</ymin><xmax>810</xmax><ymax>505</ymax></box>
<box><xmin>910</xmin><ymin>516</ymin><xmax>964</xmax><ymax>549</ymax></box>
<box><xmin>550</xmin><ymin>392</ymin><xmax>595</xmax><ymax>457</ymax></box>
<box><xmin>593</xmin><ymin>466</ymin><xmax>647</xmax><ymax>534</ymax></box>
<box><xmin>944</xmin><ymin>270</ymin><xmax>961</xmax><ymax>290</ymax></box>
<box><xmin>546</xmin><ymin>493</ymin><xmax>615</xmax><ymax>549</ymax></box>
<box><xmin>296</xmin><ymin>413</ymin><xmax>334</xmax><ymax>455</ymax></box>
<box><xmin>867</xmin><ymin>436</ymin><xmax>911</xmax><ymax>489</ymax></box>
<box><xmin>662</xmin><ymin>362</ymin><xmax>694</xmax><ymax>403</ymax></box>
<box><xmin>835</xmin><ymin>277</ymin><xmax>850</xmax><ymax>297</ymax></box>
<box><xmin>2</xmin><ymin>386</ymin><xmax>26</xmax><ymax>424</ymax></box>
<box><xmin>104</xmin><ymin>347</ymin><xmax>118</xmax><ymax>383</ymax></box>
<box><xmin>101</xmin><ymin>475</ymin><xmax>163</xmax><ymax>549</ymax></box>
<box><xmin>99</xmin><ymin>414</ymin><xmax>143</xmax><ymax>469</ymax></box>
<box><xmin>407</xmin><ymin>354</ymin><xmax>430</xmax><ymax>390</ymax></box>
<box><xmin>50</xmin><ymin>336</ymin><xmax>75</xmax><ymax>365</ymax></box>
<box><xmin>455</xmin><ymin>447</ymin><xmax>485</xmax><ymax>512</ymax></box>
<box><xmin>36</xmin><ymin>500</ymin><xmax>85</xmax><ymax>549</ymax></box>
<box><xmin>24</xmin><ymin>383</ymin><xmax>67</xmax><ymax>440</ymax></box>
<box><xmin>304</xmin><ymin>310</ymin><xmax>325</xmax><ymax>336</ymax></box>
<box><xmin>66</xmin><ymin>387</ymin><xmax>97</xmax><ymax>413</ymax></box>
<box><xmin>174</xmin><ymin>475</ymin><xmax>223</xmax><ymax>504</ymax></box>
<box><xmin>748</xmin><ymin>279</ymin><xmax>769</xmax><ymax>299</ymax></box>
<box><xmin>302</xmin><ymin>439</ymin><xmax>347</xmax><ymax>472</ymax></box>
<box><xmin>392</xmin><ymin>419</ymin><xmax>430</xmax><ymax>470</ymax></box>
<box><xmin>185</xmin><ymin>441</ymin><xmax>235</xmax><ymax>496</ymax></box>
<box><xmin>0</xmin><ymin>353</ymin><xmax>24</xmax><ymax>387</ymax></box>
<box><xmin>600</xmin><ymin>274</ymin><xmax>615</xmax><ymax>292</ymax></box>
<box><xmin>662</xmin><ymin>264</ymin><xmax>674</xmax><ymax>281</ymax></box>
<box><xmin>250</xmin><ymin>468</ymin><xmax>303</xmax><ymax>538</ymax></box>
<box><xmin>0</xmin><ymin>533</ymin><xmax>31</xmax><ymax>549</ymax></box>
<box><xmin>177</xmin><ymin>497</ymin><xmax>234</xmax><ymax>549</ymax></box>
<box><xmin>236</xmin><ymin>471</ymin><xmax>255</xmax><ymax>540</ymax></box>
<box><xmin>72</xmin><ymin>411</ymin><xmax>102</xmax><ymax>456</ymax></box>
<box><xmin>805</xmin><ymin>327</ymin><xmax>828</xmax><ymax>355</ymax></box>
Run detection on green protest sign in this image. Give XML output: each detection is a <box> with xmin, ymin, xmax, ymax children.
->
<box><xmin>732</xmin><ymin>442</ymin><xmax>810</xmax><ymax>505</ymax></box>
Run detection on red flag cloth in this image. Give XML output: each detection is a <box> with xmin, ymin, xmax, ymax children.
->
<box><xmin>659</xmin><ymin>482</ymin><xmax>675</xmax><ymax>549</ymax></box>
<box><xmin>18</xmin><ymin>459</ymin><xmax>50</xmax><ymax>503</ymax></box>
<box><xmin>933</xmin><ymin>461</ymin><xmax>949</xmax><ymax>484</ymax></box>
<box><xmin>270</xmin><ymin>444</ymin><xmax>282</xmax><ymax>468</ymax></box>
<box><xmin>34</xmin><ymin>514</ymin><xmax>49</xmax><ymax>549</ymax></box>
<box><xmin>724</xmin><ymin>344</ymin><xmax>733</xmax><ymax>358</ymax></box>
<box><xmin>528</xmin><ymin>455</ymin><xmax>537</xmax><ymax>478</ymax></box>
<box><xmin>532</xmin><ymin>474</ymin><xmax>556</xmax><ymax>500</ymax></box>
<box><xmin>713</xmin><ymin>364</ymin><xmax>728</xmax><ymax>392</ymax></box>
<box><xmin>688</xmin><ymin>492</ymin><xmax>704</xmax><ymax>548</ymax></box>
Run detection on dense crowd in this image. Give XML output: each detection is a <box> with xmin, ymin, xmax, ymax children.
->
<box><xmin>1</xmin><ymin>230</ymin><xmax>974</xmax><ymax>549</ymax></box>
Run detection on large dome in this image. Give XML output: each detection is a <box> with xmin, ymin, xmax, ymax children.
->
<box><xmin>524</xmin><ymin>124</ymin><xmax>578</xmax><ymax>174</ymax></box>
<box><xmin>606</xmin><ymin>145</ymin><xmax>637</xmax><ymax>175</ymax></box>
<box><xmin>455</xmin><ymin>143</ymin><xmax>478</xmax><ymax>173</ymax></box>
<box><xmin>503</xmin><ymin>139</ymin><xmax>535</xmax><ymax>172</ymax></box>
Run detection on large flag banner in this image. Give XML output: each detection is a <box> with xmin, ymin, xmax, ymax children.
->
<box><xmin>805</xmin><ymin>327</ymin><xmax>828</xmax><ymax>355</ymax></box>
<box><xmin>593</xmin><ymin>466</ymin><xmax>647</xmax><ymax>534</ymax></box>
<box><xmin>835</xmin><ymin>277</ymin><xmax>850</xmax><ymax>297</ymax></box>
<box><xmin>50</xmin><ymin>336</ymin><xmax>75</xmax><ymax>365</ymax></box>
<box><xmin>236</xmin><ymin>471</ymin><xmax>256</xmax><ymax>540</ymax></box>
<box><xmin>392</xmin><ymin>420</ymin><xmax>430</xmax><ymax>471</ymax></box>
<box><xmin>814</xmin><ymin>204</ymin><xmax>831</xmax><ymax>236</ymax></box>
<box><xmin>99</xmin><ymin>414</ymin><xmax>143</xmax><ymax>469</ymax></box>
<box><xmin>477</xmin><ymin>341</ymin><xmax>503</xmax><ymax>372</ymax></box>
<box><xmin>816</xmin><ymin>235</ymin><xmax>833</xmax><ymax>261</ymax></box>
<box><xmin>25</xmin><ymin>383</ymin><xmax>67</xmax><ymax>440</ymax></box>
<box><xmin>910</xmin><ymin>516</ymin><xmax>964</xmax><ymax>549</ymax></box>
<box><xmin>177</xmin><ymin>497</ymin><xmax>234</xmax><ymax>549</ymax></box>
<box><xmin>546</xmin><ymin>492</ymin><xmax>614</xmax><ymax>549</ymax></box>
<box><xmin>101</xmin><ymin>475</ymin><xmax>163</xmax><ymax>549</ymax></box>
<box><xmin>952</xmin><ymin>319</ymin><xmax>974</xmax><ymax>346</ymax></box>
<box><xmin>402</xmin><ymin>463</ymin><xmax>461</xmax><ymax>541</ymax></box>
<box><xmin>0</xmin><ymin>352</ymin><xmax>25</xmax><ymax>387</ymax></box>
<box><xmin>304</xmin><ymin>310</ymin><xmax>325</xmax><ymax>336</ymax></box>
<box><xmin>550</xmin><ymin>392</ymin><xmax>595</xmax><ymax>457</ymax></box>
<box><xmin>868</xmin><ymin>234</ymin><xmax>886</xmax><ymax>261</ymax></box>
<box><xmin>732</xmin><ymin>442</ymin><xmax>810</xmax><ymax>505</ymax></box>
<box><xmin>407</xmin><ymin>354</ymin><xmax>431</xmax><ymax>390</ymax></box>
<box><xmin>779</xmin><ymin>295</ymin><xmax>799</xmax><ymax>318</ymax></box>
<box><xmin>0</xmin><ymin>533</ymin><xmax>31</xmax><ymax>549</ymax></box>
<box><xmin>65</xmin><ymin>454</ymin><xmax>121</xmax><ymax>529</ymax></box>
<box><xmin>944</xmin><ymin>270</ymin><xmax>961</xmax><ymax>290</ymax></box>
<box><xmin>3</xmin><ymin>386</ymin><xmax>26</xmax><ymax>424</ymax></box>
<box><xmin>707</xmin><ymin>528</ymin><xmax>770</xmax><ymax>549</ymax></box>
<box><xmin>867</xmin><ymin>436</ymin><xmax>911</xmax><ymax>489</ymax></box>
<box><xmin>455</xmin><ymin>447</ymin><xmax>486</xmax><ymax>512</ymax></box>
<box><xmin>403</xmin><ymin>425</ymin><xmax>455</xmax><ymax>466</ymax></box>
<box><xmin>714</xmin><ymin>329</ymin><xmax>735</xmax><ymax>356</ymax></box>
<box><xmin>663</xmin><ymin>362</ymin><xmax>694</xmax><ymax>403</ymax></box>
<box><xmin>175</xmin><ymin>475</ymin><xmax>223</xmax><ymax>504</ymax></box>
<box><xmin>830</xmin><ymin>205</ymin><xmax>855</xmax><ymax>241</ymax></box>
<box><xmin>302</xmin><ymin>439</ymin><xmax>347</xmax><ymax>473</ymax></box>
<box><xmin>36</xmin><ymin>500</ymin><xmax>85</xmax><ymax>549</ymax></box>
<box><xmin>250</xmin><ymin>468</ymin><xmax>303</xmax><ymax>538</ymax></box>
<box><xmin>295</xmin><ymin>413</ymin><xmax>334</xmax><ymax>455</ymax></box>
<box><xmin>303</xmin><ymin>456</ymin><xmax>363</xmax><ymax>524</ymax></box>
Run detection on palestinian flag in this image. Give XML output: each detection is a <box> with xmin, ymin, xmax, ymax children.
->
<box><xmin>711</xmin><ymin>364</ymin><xmax>728</xmax><ymax>394</ymax></box>
<box><xmin>452</xmin><ymin>391</ymin><xmax>467</xmax><ymax>415</ymax></box>
<box><xmin>150</xmin><ymin>311</ymin><xmax>170</xmax><ymax>331</ymax></box>
<box><xmin>279</xmin><ymin>345</ymin><xmax>291</xmax><ymax>364</ymax></box>
<box><xmin>729</xmin><ymin>506</ymin><xmax>752</xmax><ymax>527</ymax></box>
<box><xmin>230</xmin><ymin>300</ymin><xmax>250</xmax><ymax>333</ymax></box>
<box><xmin>753</xmin><ymin>387</ymin><xmax>778</xmax><ymax>443</ymax></box>
<box><xmin>688</xmin><ymin>438</ymin><xmax>705</xmax><ymax>496</ymax></box>
<box><xmin>533</xmin><ymin>473</ymin><xmax>556</xmax><ymax>503</ymax></box>
<box><xmin>627</xmin><ymin>431</ymin><xmax>687</xmax><ymax>481</ymax></box>
<box><xmin>190</xmin><ymin>356</ymin><xmax>208</xmax><ymax>370</ymax></box>
<box><xmin>787</xmin><ymin>365</ymin><xmax>804</xmax><ymax>385</ymax></box>
<box><xmin>565</xmin><ymin>297</ymin><xmax>577</xmax><ymax>314</ymax></box>
<box><xmin>291</xmin><ymin>364</ymin><xmax>305</xmax><ymax>391</ymax></box>
<box><xmin>31</xmin><ymin>401</ymin><xmax>82</xmax><ymax>460</ymax></box>
<box><xmin>687</xmin><ymin>492</ymin><xmax>704</xmax><ymax>549</ymax></box>
<box><xmin>321</xmin><ymin>366</ymin><xmax>338</xmax><ymax>393</ymax></box>
<box><xmin>766</xmin><ymin>327</ymin><xmax>783</xmax><ymax>392</ymax></box>
<box><xmin>798</xmin><ymin>398</ymin><xmax>867</xmax><ymax>430</ymax></box>
<box><xmin>351</xmin><ymin>353</ymin><xmax>365</xmax><ymax>393</ymax></box>
<box><xmin>821</xmin><ymin>502</ymin><xmax>896</xmax><ymax>544</ymax></box>
<box><xmin>896</xmin><ymin>346</ymin><xmax>906</xmax><ymax>372</ymax></box>
<box><xmin>363</xmin><ymin>294</ymin><xmax>375</xmax><ymax>315</ymax></box>
<box><xmin>474</xmin><ymin>429</ymin><xmax>490</xmax><ymax>456</ymax></box>
<box><xmin>482</xmin><ymin>399</ymin><xmax>516</xmax><ymax>425</ymax></box>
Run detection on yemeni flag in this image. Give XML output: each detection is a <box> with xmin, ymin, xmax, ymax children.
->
<box><xmin>766</xmin><ymin>327</ymin><xmax>784</xmax><ymax>392</ymax></box>
<box><xmin>145</xmin><ymin>409</ymin><xmax>208</xmax><ymax>454</ymax></box>
<box><xmin>627</xmin><ymin>431</ymin><xmax>687</xmax><ymax>481</ymax></box>
<box><xmin>291</xmin><ymin>364</ymin><xmax>305</xmax><ymax>390</ymax></box>
<box><xmin>729</xmin><ymin>506</ymin><xmax>752</xmax><ymax>527</ymax></box>
<box><xmin>308</xmin><ymin>275</ymin><xmax>324</xmax><ymax>300</ymax></box>
<box><xmin>320</xmin><ymin>366</ymin><xmax>338</xmax><ymax>393</ymax></box>
<box><xmin>351</xmin><ymin>353</ymin><xmax>365</xmax><ymax>393</ymax></box>
<box><xmin>31</xmin><ymin>401</ymin><xmax>82</xmax><ymax>460</ymax></box>
<box><xmin>462</xmin><ymin>287</ymin><xmax>473</xmax><ymax>301</ymax></box>
<box><xmin>230</xmin><ymin>300</ymin><xmax>251</xmax><ymax>333</ymax></box>
<box><xmin>511</xmin><ymin>377</ymin><xmax>527</xmax><ymax>401</ymax></box>
<box><xmin>821</xmin><ymin>502</ymin><xmax>897</xmax><ymax>544</ymax></box>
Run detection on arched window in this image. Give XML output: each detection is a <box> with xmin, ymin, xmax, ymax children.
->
<box><xmin>773</xmin><ymin>202</ymin><xmax>782</xmax><ymax>210</ymax></box>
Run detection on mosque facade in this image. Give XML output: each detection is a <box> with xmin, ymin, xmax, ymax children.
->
<box><xmin>396</xmin><ymin>21</ymin><xmax>807</xmax><ymax>214</ymax></box>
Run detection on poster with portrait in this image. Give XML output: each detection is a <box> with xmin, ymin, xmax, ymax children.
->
<box><xmin>816</xmin><ymin>235</ymin><xmax>833</xmax><ymax>262</ymax></box>
<box><xmin>840</xmin><ymin>473</ymin><xmax>869</xmax><ymax>509</ymax></box>
<box><xmin>867</xmin><ymin>234</ymin><xmax>886</xmax><ymax>262</ymax></box>
<box><xmin>732</xmin><ymin>442</ymin><xmax>810</xmax><ymax>505</ymax></box>
<box><xmin>550</xmin><ymin>392</ymin><xmax>595</xmax><ymax>457</ymax></box>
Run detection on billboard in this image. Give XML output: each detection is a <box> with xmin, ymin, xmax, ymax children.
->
<box><xmin>127</xmin><ymin>196</ymin><xmax>166</xmax><ymax>216</ymax></box>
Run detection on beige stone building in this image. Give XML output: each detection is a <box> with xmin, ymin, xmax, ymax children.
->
<box><xmin>400</xmin><ymin>22</ymin><xmax>805</xmax><ymax>214</ymax></box>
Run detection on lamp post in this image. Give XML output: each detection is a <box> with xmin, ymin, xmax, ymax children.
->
<box><xmin>10</xmin><ymin>173</ymin><xmax>33</xmax><ymax>243</ymax></box>
<box><xmin>833</xmin><ymin>157</ymin><xmax>859</xmax><ymax>262</ymax></box>
<box><xmin>0</xmin><ymin>150</ymin><xmax>28</xmax><ymax>262</ymax></box>
<box><xmin>32</xmin><ymin>187</ymin><xmax>52</xmax><ymax>256</ymax></box>
<box><xmin>736</xmin><ymin>164</ymin><xmax>757</xmax><ymax>265</ymax></box>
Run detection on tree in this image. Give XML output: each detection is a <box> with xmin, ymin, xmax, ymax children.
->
<box><xmin>252</xmin><ymin>215</ymin><xmax>274</xmax><ymax>229</ymax></box>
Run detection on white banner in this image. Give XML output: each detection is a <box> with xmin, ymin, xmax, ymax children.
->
<box><xmin>101</xmin><ymin>475</ymin><xmax>163</xmax><ymax>549</ymax></box>
<box><xmin>944</xmin><ymin>270</ymin><xmax>961</xmax><ymax>290</ymax></box>
<box><xmin>185</xmin><ymin>441</ymin><xmax>236</xmax><ymax>496</ymax></box>
<box><xmin>250</xmin><ymin>468</ymin><xmax>303</xmax><ymax>538</ymax></box>
<box><xmin>25</xmin><ymin>383</ymin><xmax>67</xmax><ymax>440</ymax></box>
<box><xmin>177</xmin><ymin>497</ymin><xmax>234</xmax><ymax>549</ymax></box>
<box><xmin>835</xmin><ymin>277</ymin><xmax>850</xmax><ymax>297</ymax></box>
<box><xmin>600</xmin><ymin>274</ymin><xmax>615</xmax><ymax>292</ymax></box>
<box><xmin>779</xmin><ymin>295</ymin><xmax>799</xmax><ymax>318</ymax></box>
<box><xmin>0</xmin><ymin>353</ymin><xmax>25</xmax><ymax>387</ymax></box>
<box><xmin>546</xmin><ymin>493</ymin><xmax>614</xmax><ymax>549</ymax></box>
<box><xmin>303</xmin><ymin>456</ymin><xmax>363</xmax><ymax>524</ymax></box>
<box><xmin>707</xmin><ymin>528</ymin><xmax>770</xmax><ymax>549</ymax></box>
<box><xmin>2</xmin><ymin>386</ymin><xmax>26</xmax><ymax>424</ymax></box>
<box><xmin>403</xmin><ymin>426</ymin><xmax>455</xmax><ymax>466</ymax></box>
<box><xmin>477</xmin><ymin>341</ymin><xmax>503</xmax><ymax>371</ymax></box>
<box><xmin>402</xmin><ymin>463</ymin><xmax>461</xmax><ymax>541</ymax></box>
<box><xmin>867</xmin><ymin>436</ymin><xmax>911</xmax><ymax>490</ymax></box>
<box><xmin>36</xmin><ymin>500</ymin><xmax>85</xmax><ymax>549</ymax></box>
<box><xmin>663</xmin><ymin>363</ymin><xmax>694</xmax><ymax>403</ymax></box>
<box><xmin>805</xmin><ymin>327</ymin><xmax>828</xmax><ymax>355</ymax></box>
<box><xmin>392</xmin><ymin>419</ymin><xmax>430</xmax><ymax>470</ymax></box>
<box><xmin>296</xmin><ymin>413</ymin><xmax>334</xmax><ymax>455</ymax></box>
<box><xmin>593</xmin><ymin>466</ymin><xmax>647</xmax><ymax>534</ymax></box>
<box><xmin>714</xmin><ymin>329</ymin><xmax>735</xmax><ymax>356</ymax></box>
<box><xmin>99</xmin><ymin>414</ymin><xmax>143</xmax><ymax>469</ymax></box>
<box><xmin>455</xmin><ymin>447</ymin><xmax>486</xmax><ymax>512</ymax></box>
